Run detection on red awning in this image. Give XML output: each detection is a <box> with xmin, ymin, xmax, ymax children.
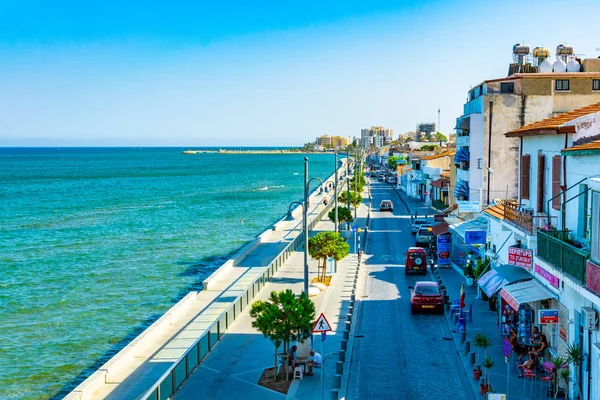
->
<box><xmin>431</xmin><ymin>179</ymin><xmax>448</xmax><ymax>188</ymax></box>
<box><xmin>432</xmin><ymin>222</ymin><xmax>449</xmax><ymax>236</ymax></box>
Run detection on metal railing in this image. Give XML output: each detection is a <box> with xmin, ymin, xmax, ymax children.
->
<box><xmin>139</xmin><ymin>178</ymin><xmax>343</xmax><ymax>400</ymax></box>
<box><xmin>503</xmin><ymin>202</ymin><xmax>534</xmax><ymax>233</ymax></box>
<box><xmin>537</xmin><ymin>229</ymin><xmax>590</xmax><ymax>284</ymax></box>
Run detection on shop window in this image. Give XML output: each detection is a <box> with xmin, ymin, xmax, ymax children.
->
<box><xmin>555</xmin><ymin>79</ymin><xmax>570</xmax><ymax>91</ymax></box>
<box><xmin>500</xmin><ymin>82</ymin><xmax>514</xmax><ymax>94</ymax></box>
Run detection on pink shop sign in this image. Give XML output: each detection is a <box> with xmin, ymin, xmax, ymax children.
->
<box><xmin>535</xmin><ymin>264</ymin><xmax>559</xmax><ymax>288</ymax></box>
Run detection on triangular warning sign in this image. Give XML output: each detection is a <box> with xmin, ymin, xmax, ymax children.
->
<box><xmin>312</xmin><ymin>313</ymin><xmax>332</xmax><ymax>332</ymax></box>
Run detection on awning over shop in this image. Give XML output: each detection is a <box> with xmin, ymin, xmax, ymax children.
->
<box><xmin>500</xmin><ymin>279</ymin><xmax>558</xmax><ymax>311</ymax></box>
<box><xmin>477</xmin><ymin>264</ymin><xmax>532</xmax><ymax>297</ymax></box>
<box><xmin>454</xmin><ymin>148</ymin><xmax>470</xmax><ymax>163</ymax></box>
<box><xmin>455</xmin><ymin>115</ymin><xmax>470</xmax><ymax>131</ymax></box>
<box><xmin>431</xmin><ymin>178</ymin><xmax>448</xmax><ymax>188</ymax></box>
<box><xmin>432</xmin><ymin>222</ymin><xmax>449</xmax><ymax>236</ymax></box>
<box><xmin>454</xmin><ymin>180</ymin><xmax>469</xmax><ymax>198</ymax></box>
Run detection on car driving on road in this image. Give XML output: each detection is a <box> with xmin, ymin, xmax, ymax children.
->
<box><xmin>415</xmin><ymin>225</ymin><xmax>434</xmax><ymax>247</ymax></box>
<box><xmin>404</xmin><ymin>247</ymin><xmax>427</xmax><ymax>275</ymax></box>
<box><xmin>379</xmin><ymin>200</ymin><xmax>393</xmax><ymax>212</ymax></box>
<box><xmin>411</xmin><ymin>219</ymin><xmax>428</xmax><ymax>234</ymax></box>
<box><xmin>409</xmin><ymin>281</ymin><xmax>444</xmax><ymax>313</ymax></box>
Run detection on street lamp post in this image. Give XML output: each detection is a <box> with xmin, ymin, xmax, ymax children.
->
<box><xmin>334</xmin><ymin>152</ymin><xmax>338</xmax><ymax>236</ymax></box>
<box><xmin>346</xmin><ymin>157</ymin><xmax>351</xmax><ymax>230</ymax></box>
<box><xmin>303</xmin><ymin>157</ymin><xmax>309</xmax><ymax>295</ymax></box>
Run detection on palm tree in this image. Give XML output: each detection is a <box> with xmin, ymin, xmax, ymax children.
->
<box><xmin>566</xmin><ymin>342</ymin><xmax>583</xmax><ymax>400</ymax></box>
<box><xmin>549</xmin><ymin>355</ymin><xmax>570</xmax><ymax>399</ymax></box>
<box><xmin>482</xmin><ymin>356</ymin><xmax>495</xmax><ymax>389</ymax></box>
<box><xmin>473</xmin><ymin>333</ymin><xmax>492</xmax><ymax>367</ymax></box>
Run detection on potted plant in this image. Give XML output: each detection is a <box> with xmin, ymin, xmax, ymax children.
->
<box><xmin>463</xmin><ymin>260</ymin><xmax>474</xmax><ymax>286</ymax></box>
<box><xmin>566</xmin><ymin>342</ymin><xmax>583</xmax><ymax>400</ymax></box>
<box><xmin>472</xmin><ymin>333</ymin><xmax>492</xmax><ymax>380</ymax></box>
<box><xmin>480</xmin><ymin>355</ymin><xmax>495</xmax><ymax>395</ymax></box>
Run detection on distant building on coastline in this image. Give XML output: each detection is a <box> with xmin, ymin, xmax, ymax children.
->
<box><xmin>315</xmin><ymin>134</ymin><xmax>349</xmax><ymax>149</ymax></box>
<box><xmin>361</xmin><ymin>126</ymin><xmax>394</xmax><ymax>149</ymax></box>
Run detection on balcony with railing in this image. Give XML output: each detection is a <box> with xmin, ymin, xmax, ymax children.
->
<box><xmin>537</xmin><ymin>229</ymin><xmax>590</xmax><ymax>284</ymax></box>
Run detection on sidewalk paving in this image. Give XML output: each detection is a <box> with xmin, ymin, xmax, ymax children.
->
<box><xmin>174</xmin><ymin>190</ymin><xmax>370</xmax><ymax>400</ymax></box>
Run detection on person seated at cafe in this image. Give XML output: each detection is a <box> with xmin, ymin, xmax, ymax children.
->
<box><xmin>288</xmin><ymin>345</ymin><xmax>297</xmax><ymax>369</ymax></box>
<box><xmin>509</xmin><ymin>328</ymin><xmax>528</xmax><ymax>360</ymax></box>
<box><xmin>529</xmin><ymin>334</ymin><xmax>548</xmax><ymax>359</ymax></box>
<box><xmin>531</xmin><ymin>326</ymin><xmax>541</xmax><ymax>344</ymax></box>
<box><xmin>306</xmin><ymin>349</ymin><xmax>322</xmax><ymax>376</ymax></box>
<box><xmin>517</xmin><ymin>353</ymin><xmax>536</xmax><ymax>378</ymax></box>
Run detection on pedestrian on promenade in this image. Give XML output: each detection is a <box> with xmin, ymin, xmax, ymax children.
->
<box><xmin>306</xmin><ymin>350</ymin><xmax>322</xmax><ymax>376</ymax></box>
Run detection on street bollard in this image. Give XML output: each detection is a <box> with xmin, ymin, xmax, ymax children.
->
<box><xmin>339</xmin><ymin>350</ymin><xmax>346</xmax><ymax>362</ymax></box>
<box><xmin>350</xmin><ymin>293</ymin><xmax>355</xmax><ymax>302</ymax></box>
<box><xmin>346</xmin><ymin>313</ymin><xmax>352</xmax><ymax>323</ymax></box>
<box><xmin>437</xmin><ymin>279</ymin><xmax>443</xmax><ymax>286</ymax></box>
<box><xmin>334</xmin><ymin>374</ymin><xmax>342</xmax><ymax>389</ymax></box>
<box><xmin>348</xmin><ymin>305</ymin><xmax>354</xmax><ymax>315</ymax></box>
<box><xmin>349</xmin><ymin>300</ymin><xmax>355</xmax><ymax>308</ymax></box>
<box><xmin>331</xmin><ymin>389</ymin><xmax>339</xmax><ymax>400</ymax></box>
<box><xmin>464</xmin><ymin>341</ymin><xmax>470</xmax><ymax>355</ymax></box>
<box><xmin>336</xmin><ymin>361</ymin><xmax>344</xmax><ymax>374</ymax></box>
<box><xmin>460</xmin><ymin>331</ymin><xmax>466</xmax><ymax>343</ymax></box>
<box><xmin>345</xmin><ymin>321</ymin><xmax>351</xmax><ymax>331</ymax></box>
<box><xmin>446</xmin><ymin>301</ymin><xmax>451</xmax><ymax>312</ymax></box>
<box><xmin>453</xmin><ymin>313</ymin><xmax>459</xmax><ymax>325</ymax></box>
<box><xmin>341</xmin><ymin>339</ymin><xmax>348</xmax><ymax>351</ymax></box>
<box><xmin>343</xmin><ymin>329</ymin><xmax>349</xmax><ymax>340</ymax></box>
<box><xmin>468</xmin><ymin>352</ymin><xmax>476</xmax><ymax>366</ymax></box>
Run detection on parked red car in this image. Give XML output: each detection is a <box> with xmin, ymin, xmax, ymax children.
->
<box><xmin>405</xmin><ymin>247</ymin><xmax>427</xmax><ymax>275</ymax></box>
<box><xmin>409</xmin><ymin>281</ymin><xmax>444</xmax><ymax>314</ymax></box>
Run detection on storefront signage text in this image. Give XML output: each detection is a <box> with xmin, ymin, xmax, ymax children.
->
<box><xmin>458</xmin><ymin>201</ymin><xmax>480</xmax><ymax>213</ymax></box>
<box><xmin>508</xmin><ymin>247</ymin><xmax>533</xmax><ymax>269</ymax></box>
<box><xmin>535</xmin><ymin>264</ymin><xmax>559</xmax><ymax>288</ymax></box>
<box><xmin>465</xmin><ymin>229</ymin><xmax>487</xmax><ymax>245</ymax></box>
<box><xmin>538</xmin><ymin>309</ymin><xmax>559</xmax><ymax>324</ymax></box>
<box><xmin>437</xmin><ymin>235</ymin><xmax>451</xmax><ymax>265</ymax></box>
<box><xmin>500</xmin><ymin>288</ymin><xmax>519</xmax><ymax>311</ymax></box>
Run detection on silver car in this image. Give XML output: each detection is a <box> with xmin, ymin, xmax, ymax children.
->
<box><xmin>411</xmin><ymin>219</ymin><xmax>428</xmax><ymax>234</ymax></box>
<box><xmin>415</xmin><ymin>225</ymin><xmax>434</xmax><ymax>247</ymax></box>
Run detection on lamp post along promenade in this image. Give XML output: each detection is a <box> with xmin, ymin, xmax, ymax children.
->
<box><xmin>334</xmin><ymin>152</ymin><xmax>338</xmax><ymax>273</ymax></box>
<box><xmin>303</xmin><ymin>157</ymin><xmax>309</xmax><ymax>295</ymax></box>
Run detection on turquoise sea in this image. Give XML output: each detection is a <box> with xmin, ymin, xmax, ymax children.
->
<box><xmin>0</xmin><ymin>147</ymin><xmax>337</xmax><ymax>399</ymax></box>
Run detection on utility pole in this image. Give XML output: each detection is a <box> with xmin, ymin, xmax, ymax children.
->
<box><xmin>346</xmin><ymin>157</ymin><xmax>351</xmax><ymax>230</ymax></box>
<box><xmin>303</xmin><ymin>157</ymin><xmax>309</xmax><ymax>295</ymax></box>
<box><xmin>334</xmin><ymin>152</ymin><xmax>338</xmax><ymax>274</ymax></box>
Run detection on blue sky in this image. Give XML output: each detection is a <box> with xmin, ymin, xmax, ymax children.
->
<box><xmin>1</xmin><ymin>0</ymin><xmax>599</xmax><ymax>146</ymax></box>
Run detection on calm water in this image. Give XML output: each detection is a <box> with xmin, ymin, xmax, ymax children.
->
<box><xmin>0</xmin><ymin>147</ymin><xmax>336</xmax><ymax>399</ymax></box>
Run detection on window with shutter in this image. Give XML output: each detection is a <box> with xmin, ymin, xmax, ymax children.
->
<box><xmin>520</xmin><ymin>154</ymin><xmax>530</xmax><ymax>200</ymax></box>
<box><xmin>552</xmin><ymin>156</ymin><xmax>562</xmax><ymax>210</ymax></box>
<box><xmin>537</xmin><ymin>154</ymin><xmax>545</xmax><ymax>212</ymax></box>
<box><xmin>592</xmin><ymin>191</ymin><xmax>600</xmax><ymax>262</ymax></box>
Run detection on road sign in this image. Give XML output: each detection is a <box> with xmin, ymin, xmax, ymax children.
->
<box><xmin>503</xmin><ymin>337</ymin><xmax>511</xmax><ymax>358</ymax></box>
<box><xmin>312</xmin><ymin>313</ymin><xmax>332</xmax><ymax>332</ymax></box>
<box><xmin>358</xmin><ymin>228</ymin><xmax>362</xmax><ymax>233</ymax></box>
<box><xmin>352</xmin><ymin>226</ymin><xmax>358</xmax><ymax>232</ymax></box>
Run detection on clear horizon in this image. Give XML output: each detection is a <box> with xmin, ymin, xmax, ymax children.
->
<box><xmin>1</xmin><ymin>0</ymin><xmax>600</xmax><ymax>146</ymax></box>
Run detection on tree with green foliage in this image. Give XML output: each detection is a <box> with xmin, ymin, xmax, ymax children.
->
<box><xmin>250</xmin><ymin>290</ymin><xmax>315</xmax><ymax>381</ymax></box>
<box><xmin>435</xmin><ymin>132</ymin><xmax>448</xmax><ymax>146</ymax></box>
<box><xmin>566</xmin><ymin>342</ymin><xmax>584</xmax><ymax>400</ymax></box>
<box><xmin>338</xmin><ymin>191</ymin><xmax>363</xmax><ymax>208</ymax></box>
<box><xmin>309</xmin><ymin>231</ymin><xmax>350</xmax><ymax>281</ymax></box>
<box><xmin>388</xmin><ymin>156</ymin><xmax>399</xmax><ymax>170</ymax></box>
<box><xmin>328</xmin><ymin>206</ymin><xmax>353</xmax><ymax>230</ymax></box>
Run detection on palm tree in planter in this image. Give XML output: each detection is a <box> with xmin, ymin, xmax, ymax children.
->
<box><xmin>250</xmin><ymin>289</ymin><xmax>315</xmax><ymax>380</ymax></box>
<box><xmin>566</xmin><ymin>342</ymin><xmax>583</xmax><ymax>400</ymax></box>
<box><xmin>309</xmin><ymin>231</ymin><xmax>350</xmax><ymax>283</ymax></box>
<box><xmin>481</xmin><ymin>356</ymin><xmax>495</xmax><ymax>395</ymax></box>
<box><xmin>549</xmin><ymin>355</ymin><xmax>571</xmax><ymax>400</ymax></box>
<box><xmin>472</xmin><ymin>333</ymin><xmax>492</xmax><ymax>380</ymax></box>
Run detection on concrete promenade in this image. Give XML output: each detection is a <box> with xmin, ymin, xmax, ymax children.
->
<box><xmin>66</xmin><ymin>165</ymin><xmax>349</xmax><ymax>400</ymax></box>
<box><xmin>175</xmin><ymin>189</ymin><xmax>370</xmax><ymax>400</ymax></box>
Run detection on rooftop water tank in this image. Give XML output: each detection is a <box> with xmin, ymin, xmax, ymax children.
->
<box><xmin>533</xmin><ymin>47</ymin><xmax>550</xmax><ymax>58</ymax></box>
<box><xmin>553</xmin><ymin>59</ymin><xmax>567</xmax><ymax>73</ymax></box>
<box><xmin>513</xmin><ymin>44</ymin><xmax>531</xmax><ymax>55</ymax></box>
<box><xmin>539</xmin><ymin>59</ymin><xmax>553</xmax><ymax>73</ymax></box>
<box><xmin>556</xmin><ymin>44</ymin><xmax>574</xmax><ymax>55</ymax></box>
<box><xmin>566</xmin><ymin>58</ymin><xmax>580</xmax><ymax>72</ymax></box>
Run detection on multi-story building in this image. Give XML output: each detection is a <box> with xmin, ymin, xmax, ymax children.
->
<box><xmin>416</xmin><ymin>122</ymin><xmax>436</xmax><ymax>142</ymax></box>
<box><xmin>421</xmin><ymin>150</ymin><xmax>455</xmax><ymax>210</ymax></box>
<box><xmin>454</xmin><ymin>45</ymin><xmax>600</xmax><ymax>206</ymax></box>
<box><xmin>316</xmin><ymin>134</ymin><xmax>332</xmax><ymax>147</ymax></box>
<box><xmin>361</xmin><ymin>126</ymin><xmax>393</xmax><ymax>149</ymax></box>
<box><xmin>330</xmin><ymin>136</ymin><xmax>348</xmax><ymax>148</ymax></box>
<box><xmin>482</xmin><ymin>103</ymin><xmax>600</xmax><ymax>400</ymax></box>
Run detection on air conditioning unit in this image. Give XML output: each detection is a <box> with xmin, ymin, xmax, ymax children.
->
<box><xmin>582</xmin><ymin>307</ymin><xmax>599</xmax><ymax>330</ymax></box>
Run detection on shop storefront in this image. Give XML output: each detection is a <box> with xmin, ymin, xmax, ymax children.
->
<box><xmin>477</xmin><ymin>264</ymin><xmax>532</xmax><ymax>313</ymax></box>
<box><xmin>500</xmin><ymin>279</ymin><xmax>560</xmax><ymax>353</ymax></box>
<box><xmin>448</xmin><ymin>217</ymin><xmax>488</xmax><ymax>270</ymax></box>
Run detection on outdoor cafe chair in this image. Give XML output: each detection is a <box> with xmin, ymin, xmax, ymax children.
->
<box><xmin>461</xmin><ymin>303</ymin><xmax>473</xmax><ymax>322</ymax></box>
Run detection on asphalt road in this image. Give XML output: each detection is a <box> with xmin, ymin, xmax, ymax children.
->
<box><xmin>346</xmin><ymin>179</ymin><xmax>473</xmax><ymax>400</ymax></box>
